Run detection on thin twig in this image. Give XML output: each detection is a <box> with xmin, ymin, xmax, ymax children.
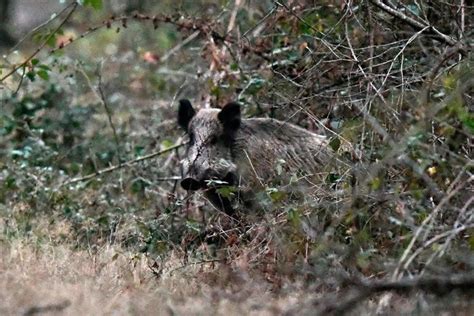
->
<box><xmin>370</xmin><ymin>0</ymin><xmax>457</xmax><ymax>45</ymax></box>
<box><xmin>242</xmin><ymin>4</ymin><xmax>277</xmax><ymax>40</ymax></box>
<box><xmin>274</xmin><ymin>0</ymin><xmax>343</xmax><ymax>59</ymax></box>
<box><xmin>393</xmin><ymin>167</ymin><xmax>469</xmax><ymax>279</ymax></box>
<box><xmin>7</xmin><ymin>1</ymin><xmax>76</xmax><ymax>55</ymax></box>
<box><xmin>160</xmin><ymin>31</ymin><xmax>200</xmax><ymax>62</ymax></box>
<box><xmin>13</xmin><ymin>66</ymin><xmax>26</xmax><ymax>95</ymax></box>
<box><xmin>59</xmin><ymin>142</ymin><xmax>186</xmax><ymax>187</ymax></box>
<box><xmin>226</xmin><ymin>0</ymin><xmax>241</xmax><ymax>34</ymax></box>
<box><xmin>97</xmin><ymin>62</ymin><xmax>122</xmax><ymax>163</ymax></box>
<box><xmin>0</xmin><ymin>1</ymin><xmax>79</xmax><ymax>83</ymax></box>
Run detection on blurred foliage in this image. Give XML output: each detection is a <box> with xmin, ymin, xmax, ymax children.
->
<box><xmin>0</xmin><ymin>0</ymin><xmax>472</xmax><ymax>313</ymax></box>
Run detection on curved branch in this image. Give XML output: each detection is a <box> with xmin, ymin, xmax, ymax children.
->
<box><xmin>0</xmin><ymin>1</ymin><xmax>79</xmax><ymax>83</ymax></box>
<box><xmin>370</xmin><ymin>0</ymin><xmax>457</xmax><ymax>46</ymax></box>
<box><xmin>59</xmin><ymin>142</ymin><xmax>186</xmax><ymax>187</ymax></box>
<box><xmin>320</xmin><ymin>275</ymin><xmax>474</xmax><ymax>314</ymax></box>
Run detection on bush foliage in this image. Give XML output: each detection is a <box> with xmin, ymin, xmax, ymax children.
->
<box><xmin>0</xmin><ymin>0</ymin><xmax>472</xmax><ymax>314</ymax></box>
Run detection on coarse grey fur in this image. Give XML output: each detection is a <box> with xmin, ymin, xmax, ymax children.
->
<box><xmin>233</xmin><ymin>117</ymin><xmax>331</xmax><ymax>184</ymax></box>
<box><xmin>178</xmin><ymin>99</ymin><xmax>333</xmax><ymax>213</ymax></box>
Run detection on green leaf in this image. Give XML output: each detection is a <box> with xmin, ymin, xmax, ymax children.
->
<box><xmin>37</xmin><ymin>64</ymin><xmax>51</xmax><ymax>71</ymax></box>
<box><xmin>461</xmin><ymin>115</ymin><xmax>474</xmax><ymax>133</ymax></box>
<box><xmin>246</xmin><ymin>76</ymin><xmax>266</xmax><ymax>95</ymax></box>
<box><xmin>458</xmin><ymin>111</ymin><xmax>474</xmax><ymax>133</ymax></box>
<box><xmin>468</xmin><ymin>234</ymin><xmax>474</xmax><ymax>251</ymax></box>
<box><xmin>46</xmin><ymin>33</ymin><xmax>57</xmax><ymax>48</ymax></box>
<box><xmin>11</xmin><ymin>146</ymin><xmax>33</xmax><ymax>159</ymax></box>
<box><xmin>266</xmin><ymin>187</ymin><xmax>286</xmax><ymax>203</ymax></box>
<box><xmin>26</xmin><ymin>70</ymin><xmax>36</xmax><ymax>81</ymax></box>
<box><xmin>269</xmin><ymin>190</ymin><xmax>286</xmax><ymax>203</ymax></box>
<box><xmin>134</xmin><ymin>146</ymin><xmax>145</xmax><ymax>157</ymax></box>
<box><xmin>443</xmin><ymin>74</ymin><xmax>456</xmax><ymax>91</ymax></box>
<box><xmin>407</xmin><ymin>132</ymin><xmax>425</xmax><ymax>147</ymax></box>
<box><xmin>210</xmin><ymin>84</ymin><xmax>221</xmax><ymax>97</ymax></box>
<box><xmin>329</xmin><ymin>137</ymin><xmax>341</xmax><ymax>151</ymax></box>
<box><xmin>0</xmin><ymin>115</ymin><xmax>16</xmax><ymax>136</ymax></box>
<box><xmin>82</xmin><ymin>0</ymin><xmax>103</xmax><ymax>10</ymax></box>
<box><xmin>160</xmin><ymin>139</ymin><xmax>173</xmax><ymax>150</ymax></box>
<box><xmin>216</xmin><ymin>186</ymin><xmax>236</xmax><ymax>198</ymax></box>
<box><xmin>37</xmin><ymin>69</ymin><xmax>49</xmax><ymax>80</ymax></box>
<box><xmin>185</xmin><ymin>220</ymin><xmax>201</xmax><ymax>232</ymax></box>
<box><xmin>356</xmin><ymin>252</ymin><xmax>370</xmax><ymax>270</ymax></box>
<box><xmin>4</xmin><ymin>176</ymin><xmax>16</xmax><ymax>189</ymax></box>
<box><xmin>287</xmin><ymin>208</ymin><xmax>300</xmax><ymax>226</ymax></box>
<box><xmin>131</xmin><ymin>178</ymin><xmax>149</xmax><ymax>194</ymax></box>
<box><xmin>370</xmin><ymin>176</ymin><xmax>382</xmax><ymax>190</ymax></box>
<box><xmin>406</xmin><ymin>4</ymin><xmax>420</xmax><ymax>16</ymax></box>
<box><xmin>31</xmin><ymin>59</ymin><xmax>40</xmax><ymax>66</ymax></box>
<box><xmin>326</xmin><ymin>173</ymin><xmax>340</xmax><ymax>184</ymax></box>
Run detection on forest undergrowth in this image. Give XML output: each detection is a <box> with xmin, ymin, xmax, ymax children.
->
<box><xmin>0</xmin><ymin>1</ymin><xmax>473</xmax><ymax>314</ymax></box>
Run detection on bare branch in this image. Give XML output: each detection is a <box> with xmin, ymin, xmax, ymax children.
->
<box><xmin>59</xmin><ymin>142</ymin><xmax>186</xmax><ymax>187</ymax></box>
<box><xmin>0</xmin><ymin>1</ymin><xmax>79</xmax><ymax>83</ymax></box>
<box><xmin>370</xmin><ymin>0</ymin><xmax>457</xmax><ymax>46</ymax></box>
<box><xmin>97</xmin><ymin>62</ymin><xmax>122</xmax><ymax>164</ymax></box>
<box><xmin>319</xmin><ymin>275</ymin><xmax>474</xmax><ymax>314</ymax></box>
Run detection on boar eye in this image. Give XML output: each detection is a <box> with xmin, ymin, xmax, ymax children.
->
<box><xmin>209</xmin><ymin>135</ymin><xmax>218</xmax><ymax>145</ymax></box>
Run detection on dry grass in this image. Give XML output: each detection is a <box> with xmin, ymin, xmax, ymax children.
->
<box><xmin>1</xmin><ymin>197</ymin><xmax>472</xmax><ymax>315</ymax></box>
<box><xmin>0</xmin><ymin>237</ymin><xmax>316</xmax><ymax>315</ymax></box>
<box><xmin>3</xmin><ymin>236</ymin><xmax>472</xmax><ymax>316</ymax></box>
<box><xmin>0</xmin><ymin>2</ymin><xmax>472</xmax><ymax>315</ymax></box>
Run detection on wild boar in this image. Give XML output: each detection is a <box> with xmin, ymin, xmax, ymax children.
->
<box><xmin>178</xmin><ymin>99</ymin><xmax>333</xmax><ymax>213</ymax></box>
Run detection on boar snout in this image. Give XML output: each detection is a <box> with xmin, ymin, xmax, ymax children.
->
<box><xmin>181</xmin><ymin>169</ymin><xmax>237</xmax><ymax>191</ymax></box>
<box><xmin>180</xmin><ymin>177</ymin><xmax>201</xmax><ymax>191</ymax></box>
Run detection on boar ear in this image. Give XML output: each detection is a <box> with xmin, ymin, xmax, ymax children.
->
<box><xmin>178</xmin><ymin>99</ymin><xmax>195</xmax><ymax>132</ymax></box>
<box><xmin>218</xmin><ymin>102</ymin><xmax>241</xmax><ymax>131</ymax></box>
